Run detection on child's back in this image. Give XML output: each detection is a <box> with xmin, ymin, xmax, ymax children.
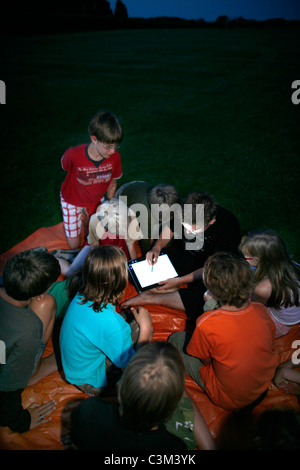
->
<box><xmin>187</xmin><ymin>301</ymin><xmax>277</xmax><ymax>410</ymax></box>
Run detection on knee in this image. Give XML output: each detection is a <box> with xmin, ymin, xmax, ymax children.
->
<box><xmin>67</xmin><ymin>237</ymin><xmax>81</xmax><ymax>249</ymax></box>
<box><xmin>167</xmin><ymin>331</ymin><xmax>185</xmax><ymax>347</ymax></box>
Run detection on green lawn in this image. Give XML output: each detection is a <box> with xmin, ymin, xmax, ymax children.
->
<box><xmin>1</xmin><ymin>27</ymin><xmax>300</xmax><ymax>259</ymax></box>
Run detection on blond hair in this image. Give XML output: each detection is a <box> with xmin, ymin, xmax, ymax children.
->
<box><xmin>94</xmin><ymin>198</ymin><xmax>131</xmax><ymax>239</ymax></box>
<box><xmin>119</xmin><ymin>342</ymin><xmax>185</xmax><ymax>432</ymax></box>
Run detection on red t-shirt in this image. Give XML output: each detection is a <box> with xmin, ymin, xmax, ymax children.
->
<box><xmin>61</xmin><ymin>144</ymin><xmax>122</xmax><ymax>210</ymax></box>
<box><xmin>187</xmin><ymin>302</ymin><xmax>278</xmax><ymax>411</ymax></box>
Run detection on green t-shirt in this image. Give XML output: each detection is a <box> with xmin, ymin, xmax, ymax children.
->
<box><xmin>48</xmin><ymin>278</ymin><xmax>71</xmax><ymax>321</ymax></box>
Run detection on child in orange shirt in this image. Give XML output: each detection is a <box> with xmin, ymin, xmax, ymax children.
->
<box><xmin>168</xmin><ymin>252</ymin><xmax>278</xmax><ymax>412</ymax></box>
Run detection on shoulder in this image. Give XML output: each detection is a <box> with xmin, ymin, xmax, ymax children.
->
<box><xmin>63</xmin><ymin>144</ymin><xmax>88</xmax><ymax>160</ymax></box>
<box><xmin>216</xmin><ymin>205</ymin><xmax>239</xmax><ymax>226</ymax></box>
<box><xmin>253</xmin><ymin>278</ymin><xmax>272</xmax><ymax>304</ymax></box>
<box><xmin>195</xmin><ymin>308</ymin><xmax>222</xmax><ymax>329</ymax></box>
<box><xmin>71</xmin><ymin>397</ymin><xmax>118</xmax><ymax>445</ymax></box>
<box><xmin>109</xmin><ymin>150</ymin><xmax>121</xmax><ymax>163</ymax></box>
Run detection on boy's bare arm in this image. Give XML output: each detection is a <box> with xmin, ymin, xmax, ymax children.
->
<box><xmin>106</xmin><ymin>178</ymin><xmax>117</xmax><ymax>200</ymax></box>
<box><xmin>146</xmin><ymin>225</ymin><xmax>174</xmax><ymax>265</ymax></box>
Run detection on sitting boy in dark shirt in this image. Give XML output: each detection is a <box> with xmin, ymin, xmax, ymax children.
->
<box><xmin>0</xmin><ymin>251</ymin><xmax>61</xmax><ymax>432</ymax></box>
<box><xmin>121</xmin><ymin>191</ymin><xmax>241</xmax><ymax>320</ymax></box>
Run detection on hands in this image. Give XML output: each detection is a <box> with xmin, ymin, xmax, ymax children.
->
<box><xmin>28</xmin><ymin>400</ymin><xmax>57</xmax><ymax>429</ymax></box>
<box><xmin>146</xmin><ymin>247</ymin><xmax>161</xmax><ymax>267</ymax></box>
<box><xmin>155</xmin><ymin>277</ymin><xmax>181</xmax><ymax>293</ymax></box>
<box><xmin>130</xmin><ymin>306</ymin><xmax>153</xmax><ymax>347</ymax></box>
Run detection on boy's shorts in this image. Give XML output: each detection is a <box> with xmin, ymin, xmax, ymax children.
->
<box><xmin>60</xmin><ymin>195</ymin><xmax>100</xmax><ymax>239</ymax></box>
<box><xmin>61</xmin><ymin>196</ymin><xmax>84</xmax><ymax>238</ymax></box>
<box><xmin>60</xmin><ymin>195</ymin><xmax>105</xmax><ymax>238</ymax></box>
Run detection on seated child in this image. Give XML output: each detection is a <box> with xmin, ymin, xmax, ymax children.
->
<box><xmin>239</xmin><ymin>229</ymin><xmax>300</xmax><ymax>337</ymax></box>
<box><xmin>70</xmin><ymin>341</ymin><xmax>216</xmax><ymax>450</ymax></box>
<box><xmin>168</xmin><ymin>252</ymin><xmax>278</xmax><ymax>412</ymax></box>
<box><xmin>59</xmin><ymin>245</ymin><xmax>153</xmax><ymax>395</ymax></box>
<box><xmin>57</xmin><ymin>198</ymin><xmax>142</xmax><ymax>277</ymax></box>
<box><xmin>0</xmin><ymin>251</ymin><xmax>61</xmax><ymax>432</ymax></box>
<box><xmin>115</xmin><ymin>181</ymin><xmax>181</xmax><ymax>255</ymax></box>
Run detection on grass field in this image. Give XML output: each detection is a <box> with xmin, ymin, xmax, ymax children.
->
<box><xmin>1</xmin><ymin>27</ymin><xmax>300</xmax><ymax>259</ymax></box>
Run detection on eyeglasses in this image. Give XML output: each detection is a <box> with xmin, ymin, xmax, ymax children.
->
<box><xmin>102</xmin><ymin>142</ymin><xmax>121</xmax><ymax>151</ymax></box>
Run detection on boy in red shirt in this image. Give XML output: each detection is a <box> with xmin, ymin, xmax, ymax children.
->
<box><xmin>60</xmin><ymin>111</ymin><xmax>123</xmax><ymax>248</ymax></box>
<box><xmin>168</xmin><ymin>252</ymin><xmax>278</xmax><ymax>412</ymax></box>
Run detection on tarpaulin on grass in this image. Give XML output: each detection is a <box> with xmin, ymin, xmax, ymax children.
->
<box><xmin>0</xmin><ymin>223</ymin><xmax>299</xmax><ymax>449</ymax></box>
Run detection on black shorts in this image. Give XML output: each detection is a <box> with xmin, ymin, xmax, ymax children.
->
<box><xmin>163</xmin><ymin>244</ymin><xmax>206</xmax><ymax>320</ymax></box>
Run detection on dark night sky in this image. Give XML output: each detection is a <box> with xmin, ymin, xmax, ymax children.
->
<box><xmin>109</xmin><ymin>0</ymin><xmax>300</xmax><ymax>21</ymax></box>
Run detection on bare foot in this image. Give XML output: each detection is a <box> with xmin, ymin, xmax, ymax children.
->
<box><xmin>28</xmin><ymin>353</ymin><xmax>58</xmax><ymax>386</ymax></box>
<box><xmin>120</xmin><ymin>291</ymin><xmax>156</xmax><ymax>308</ymax></box>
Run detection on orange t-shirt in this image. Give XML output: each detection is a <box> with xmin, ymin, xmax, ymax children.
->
<box><xmin>187</xmin><ymin>302</ymin><xmax>278</xmax><ymax>411</ymax></box>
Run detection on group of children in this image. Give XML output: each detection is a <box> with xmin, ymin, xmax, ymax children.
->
<box><xmin>0</xmin><ymin>111</ymin><xmax>299</xmax><ymax>450</ymax></box>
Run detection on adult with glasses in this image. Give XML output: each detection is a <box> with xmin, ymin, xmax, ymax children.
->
<box><xmin>121</xmin><ymin>191</ymin><xmax>241</xmax><ymax>324</ymax></box>
<box><xmin>60</xmin><ymin>111</ymin><xmax>123</xmax><ymax>249</ymax></box>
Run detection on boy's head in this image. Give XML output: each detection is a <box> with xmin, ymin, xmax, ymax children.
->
<box><xmin>88</xmin><ymin>111</ymin><xmax>123</xmax><ymax>146</ymax></box>
<box><xmin>3</xmin><ymin>251</ymin><xmax>61</xmax><ymax>301</ymax></box>
<box><xmin>148</xmin><ymin>184</ymin><xmax>181</xmax><ymax>223</ymax></box>
<box><xmin>203</xmin><ymin>252</ymin><xmax>253</xmax><ymax>308</ymax></box>
<box><xmin>181</xmin><ymin>191</ymin><xmax>217</xmax><ymax>234</ymax></box>
<box><xmin>148</xmin><ymin>184</ymin><xmax>180</xmax><ymax>207</ymax></box>
<box><xmin>118</xmin><ymin>341</ymin><xmax>185</xmax><ymax>432</ymax></box>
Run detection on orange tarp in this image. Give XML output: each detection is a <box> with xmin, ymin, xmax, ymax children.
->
<box><xmin>0</xmin><ymin>223</ymin><xmax>299</xmax><ymax>450</ymax></box>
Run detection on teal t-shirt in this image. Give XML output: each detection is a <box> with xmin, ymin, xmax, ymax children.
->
<box><xmin>59</xmin><ymin>293</ymin><xmax>135</xmax><ymax>388</ymax></box>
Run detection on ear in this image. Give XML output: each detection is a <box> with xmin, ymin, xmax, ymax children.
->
<box><xmin>35</xmin><ymin>294</ymin><xmax>44</xmax><ymax>302</ymax></box>
<box><xmin>90</xmin><ymin>135</ymin><xmax>98</xmax><ymax>144</ymax></box>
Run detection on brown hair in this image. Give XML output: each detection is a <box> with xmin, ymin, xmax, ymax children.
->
<box><xmin>182</xmin><ymin>191</ymin><xmax>217</xmax><ymax>227</ymax></box>
<box><xmin>78</xmin><ymin>245</ymin><xmax>128</xmax><ymax>312</ymax></box>
<box><xmin>3</xmin><ymin>250</ymin><xmax>60</xmax><ymax>301</ymax></box>
<box><xmin>148</xmin><ymin>184</ymin><xmax>180</xmax><ymax>206</ymax></box>
<box><xmin>203</xmin><ymin>252</ymin><xmax>253</xmax><ymax>308</ymax></box>
<box><xmin>119</xmin><ymin>341</ymin><xmax>185</xmax><ymax>432</ymax></box>
<box><xmin>239</xmin><ymin>229</ymin><xmax>300</xmax><ymax>308</ymax></box>
<box><xmin>88</xmin><ymin>111</ymin><xmax>123</xmax><ymax>144</ymax></box>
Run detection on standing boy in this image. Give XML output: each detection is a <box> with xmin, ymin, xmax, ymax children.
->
<box><xmin>60</xmin><ymin>111</ymin><xmax>123</xmax><ymax>248</ymax></box>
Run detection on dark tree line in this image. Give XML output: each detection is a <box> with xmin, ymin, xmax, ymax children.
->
<box><xmin>3</xmin><ymin>0</ymin><xmax>128</xmax><ymax>17</ymax></box>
